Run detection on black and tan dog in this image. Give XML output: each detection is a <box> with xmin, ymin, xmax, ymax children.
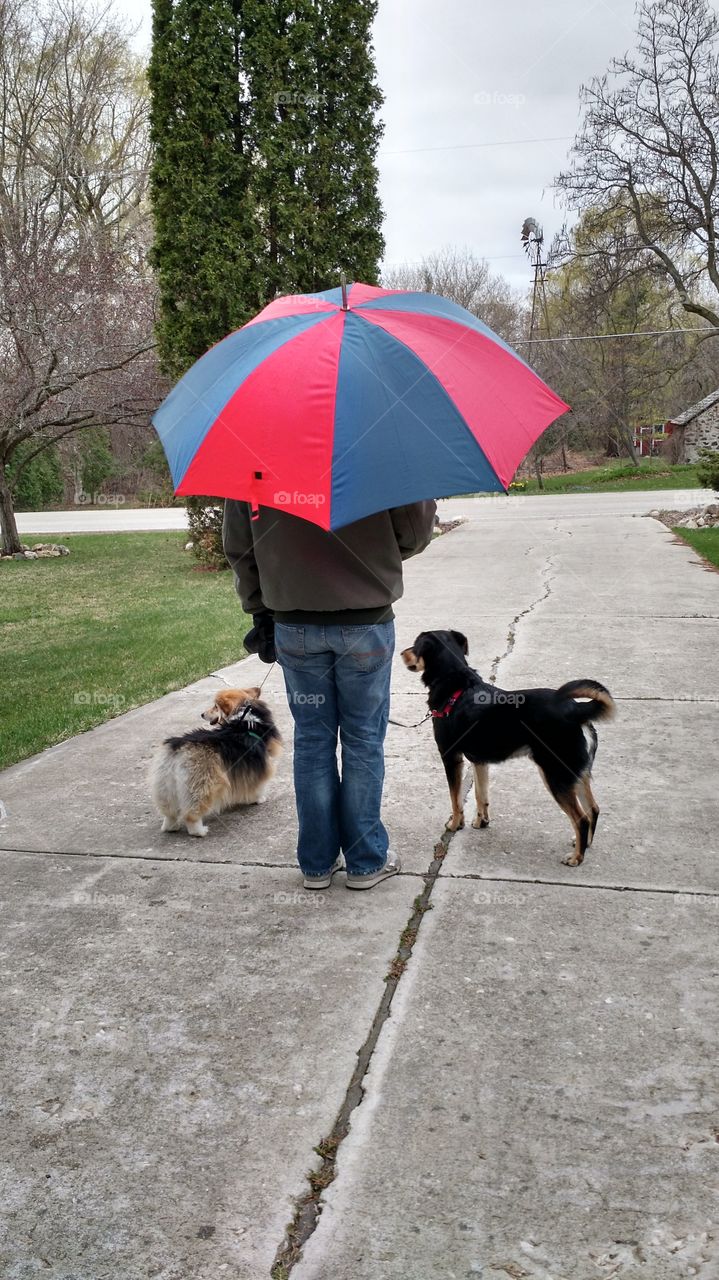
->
<box><xmin>401</xmin><ymin>630</ymin><xmax>614</xmax><ymax>866</ymax></box>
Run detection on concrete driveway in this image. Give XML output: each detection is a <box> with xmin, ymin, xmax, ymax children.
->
<box><xmin>1</xmin><ymin>494</ymin><xmax>717</xmax><ymax>1279</ymax></box>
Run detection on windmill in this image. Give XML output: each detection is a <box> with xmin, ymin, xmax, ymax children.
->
<box><xmin>521</xmin><ymin>217</ymin><xmax>550</xmax><ymax>349</ymax></box>
<box><xmin>521</xmin><ymin>217</ymin><xmax>565</xmax><ymax>483</ymax></box>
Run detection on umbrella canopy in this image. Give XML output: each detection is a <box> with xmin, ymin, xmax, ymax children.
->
<box><xmin>152</xmin><ymin>282</ymin><xmax>568</xmax><ymax>530</ymax></box>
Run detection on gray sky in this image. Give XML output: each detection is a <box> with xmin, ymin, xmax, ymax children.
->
<box><xmin>119</xmin><ymin>0</ymin><xmax>640</xmax><ymax>292</ymax></box>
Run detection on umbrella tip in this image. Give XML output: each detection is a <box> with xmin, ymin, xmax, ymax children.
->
<box><xmin>340</xmin><ymin>273</ymin><xmax>348</xmax><ymax>311</ymax></box>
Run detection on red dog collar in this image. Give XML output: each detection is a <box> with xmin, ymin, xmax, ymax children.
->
<box><xmin>431</xmin><ymin>689</ymin><xmax>464</xmax><ymax>718</ymax></box>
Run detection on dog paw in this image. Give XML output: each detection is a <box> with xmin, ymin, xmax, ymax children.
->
<box><xmin>445</xmin><ymin>814</ymin><xmax>465</xmax><ymax>832</ymax></box>
<box><xmin>472</xmin><ymin>815</ymin><xmax>490</xmax><ymax>829</ymax></box>
<box><xmin>562</xmin><ymin>853</ymin><xmax>582</xmax><ymax>867</ymax></box>
<box><xmin>187</xmin><ymin>824</ymin><xmax>209</xmax><ymax>838</ymax></box>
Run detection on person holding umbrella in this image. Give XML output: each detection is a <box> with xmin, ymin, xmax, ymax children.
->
<box><xmin>222</xmin><ymin>497</ymin><xmax>436</xmax><ymax>889</ymax></box>
<box><xmin>153</xmin><ymin>279</ymin><xmax>568</xmax><ymax>886</ymax></box>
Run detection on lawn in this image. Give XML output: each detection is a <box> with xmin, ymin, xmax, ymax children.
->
<box><xmin>0</xmin><ymin>532</ymin><xmax>251</xmax><ymax>769</ymax></box>
<box><xmin>674</xmin><ymin>526</ymin><xmax>719</xmax><ymax>570</ymax></box>
<box><xmin>506</xmin><ymin>460</ymin><xmax>700</xmax><ymax>495</ymax></box>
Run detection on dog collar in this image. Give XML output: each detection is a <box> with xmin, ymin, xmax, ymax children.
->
<box><xmin>431</xmin><ymin>689</ymin><xmax>464</xmax><ymax>718</ymax></box>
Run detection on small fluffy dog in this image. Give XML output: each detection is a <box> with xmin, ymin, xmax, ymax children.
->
<box><xmin>401</xmin><ymin>630</ymin><xmax>614</xmax><ymax>866</ymax></box>
<box><xmin>149</xmin><ymin>687</ymin><xmax>282</xmax><ymax>837</ymax></box>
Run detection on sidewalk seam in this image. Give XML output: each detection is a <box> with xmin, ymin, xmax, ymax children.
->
<box><xmin>0</xmin><ymin>845</ymin><xmax>431</xmax><ymax>873</ymax></box>
<box><xmin>438</xmin><ymin>871</ymin><xmax>719</xmax><ymax>897</ymax></box>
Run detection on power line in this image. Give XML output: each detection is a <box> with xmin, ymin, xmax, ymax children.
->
<box><xmin>516</xmin><ymin>326</ymin><xmax>719</xmax><ymax>344</ymax></box>
<box><xmin>379</xmin><ymin>135</ymin><xmax>573</xmax><ymax>157</ymax></box>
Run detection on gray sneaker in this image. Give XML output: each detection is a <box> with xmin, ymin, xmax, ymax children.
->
<box><xmin>303</xmin><ymin>856</ymin><xmax>344</xmax><ymax>890</ymax></box>
<box><xmin>346</xmin><ymin>851</ymin><xmax>401</xmax><ymax>891</ymax></box>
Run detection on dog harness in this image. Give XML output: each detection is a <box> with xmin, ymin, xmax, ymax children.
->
<box><xmin>431</xmin><ymin>689</ymin><xmax>464</xmax><ymax>718</ymax></box>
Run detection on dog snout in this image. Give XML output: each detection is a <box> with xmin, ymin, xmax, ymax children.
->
<box><xmin>401</xmin><ymin>647</ymin><xmax>420</xmax><ymax>672</ymax></box>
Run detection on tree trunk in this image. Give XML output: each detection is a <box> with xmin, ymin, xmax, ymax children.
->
<box><xmin>619</xmin><ymin>426</ymin><xmax>640</xmax><ymax>465</ymax></box>
<box><xmin>534</xmin><ymin>456</ymin><xmax>544</xmax><ymax>491</ymax></box>
<box><xmin>0</xmin><ymin>461</ymin><xmax>22</xmax><ymax>555</ymax></box>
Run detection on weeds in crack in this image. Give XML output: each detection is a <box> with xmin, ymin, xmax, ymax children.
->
<box><xmin>271</xmin><ymin>796</ymin><xmax>465</xmax><ymax>1274</ymax></box>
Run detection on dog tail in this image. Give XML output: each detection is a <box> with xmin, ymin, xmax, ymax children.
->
<box><xmin>557</xmin><ymin>679</ymin><xmax>615</xmax><ymax>723</ymax></box>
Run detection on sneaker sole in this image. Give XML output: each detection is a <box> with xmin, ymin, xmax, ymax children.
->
<box><xmin>303</xmin><ymin>864</ymin><xmax>343</xmax><ymax>890</ymax></box>
<box><xmin>345</xmin><ymin>867</ymin><xmax>400</xmax><ymax>891</ymax></box>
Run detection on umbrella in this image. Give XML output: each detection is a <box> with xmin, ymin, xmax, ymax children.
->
<box><xmin>152</xmin><ymin>281</ymin><xmax>568</xmax><ymax>530</ymax></box>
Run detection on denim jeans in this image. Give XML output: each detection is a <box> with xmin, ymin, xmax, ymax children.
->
<box><xmin>274</xmin><ymin>621</ymin><xmax>395</xmax><ymax>879</ymax></box>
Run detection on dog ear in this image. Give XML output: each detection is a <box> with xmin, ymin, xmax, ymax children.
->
<box><xmin>450</xmin><ymin>630</ymin><xmax>469</xmax><ymax>655</ymax></box>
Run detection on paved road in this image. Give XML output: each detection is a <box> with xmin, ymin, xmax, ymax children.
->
<box><xmin>1</xmin><ymin>497</ymin><xmax>717</xmax><ymax>1279</ymax></box>
<box><xmin>15</xmin><ymin>487</ymin><xmax>708</xmax><ymax>534</ymax></box>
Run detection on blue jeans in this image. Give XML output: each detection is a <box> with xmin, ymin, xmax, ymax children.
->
<box><xmin>274</xmin><ymin>621</ymin><xmax>395</xmax><ymax>879</ymax></box>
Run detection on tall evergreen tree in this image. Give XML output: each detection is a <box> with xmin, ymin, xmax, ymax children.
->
<box><xmin>149</xmin><ymin>1</ymin><xmax>385</xmax><ymax>381</ymax></box>
<box><xmin>307</xmin><ymin>0</ymin><xmax>385</xmax><ymax>288</ymax></box>
<box><xmin>148</xmin><ymin>0</ymin><xmax>264</xmax><ymax>378</ymax></box>
<box><xmin>242</xmin><ymin>0</ymin><xmax>385</xmax><ymax>298</ymax></box>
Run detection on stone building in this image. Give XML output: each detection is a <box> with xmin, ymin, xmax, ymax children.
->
<box><xmin>665</xmin><ymin>389</ymin><xmax>719</xmax><ymax>461</ymax></box>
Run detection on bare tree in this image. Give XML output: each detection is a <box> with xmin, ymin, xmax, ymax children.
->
<box><xmin>382</xmin><ymin>247</ymin><xmax>526</xmax><ymax>346</ymax></box>
<box><xmin>0</xmin><ymin>0</ymin><xmax>160</xmax><ymax>554</ymax></box>
<box><xmin>557</xmin><ymin>0</ymin><xmax>719</xmax><ymax>329</ymax></box>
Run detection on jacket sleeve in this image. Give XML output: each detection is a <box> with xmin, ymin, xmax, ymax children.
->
<box><xmin>389</xmin><ymin>500</ymin><xmax>437</xmax><ymax>561</ymax></box>
<box><xmin>221</xmin><ymin>500</ymin><xmax>266</xmax><ymax>614</ymax></box>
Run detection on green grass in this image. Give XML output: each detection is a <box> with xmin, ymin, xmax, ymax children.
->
<box><xmin>0</xmin><ymin>532</ymin><xmax>250</xmax><ymax>769</ymax></box>
<box><xmin>504</xmin><ymin>460</ymin><xmax>701</xmax><ymax>495</ymax></box>
<box><xmin>674</xmin><ymin>526</ymin><xmax>719</xmax><ymax>570</ymax></box>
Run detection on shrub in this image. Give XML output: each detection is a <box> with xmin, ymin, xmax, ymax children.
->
<box><xmin>7</xmin><ymin>441</ymin><xmax>64</xmax><ymax>510</ymax></box>
<box><xmin>185</xmin><ymin>496</ymin><xmax>227</xmax><ymax>569</ymax></box>
<box><xmin>80</xmin><ymin>428</ymin><xmax>116</xmax><ymax>497</ymax></box>
<box><xmin>696</xmin><ymin>448</ymin><xmax>719</xmax><ymax>492</ymax></box>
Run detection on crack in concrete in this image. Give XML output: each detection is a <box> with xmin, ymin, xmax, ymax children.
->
<box><xmin>489</xmin><ymin>555</ymin><xmax>554</xmax><ymax>685</ymax></box>
<box><xmin>269</xmin><ymin>778</ymin><xmax>473</xmax><ymax>1279</ymax></box>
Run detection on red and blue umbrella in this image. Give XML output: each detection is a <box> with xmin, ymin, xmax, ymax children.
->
<box><xmin>153</xmin><ymin>282</ymin><xmax>568</xmax><ymax>530</ymax></box>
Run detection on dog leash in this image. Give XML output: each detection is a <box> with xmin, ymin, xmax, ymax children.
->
<box><xmin>388</xmin><ymin>708</ymin><xmax>433</xmax><ymax>729</ymax></box>
<box><xmin>388</xmin><ymin>688</ymin><xmax>464</xmax><ymax>729</ymax></box>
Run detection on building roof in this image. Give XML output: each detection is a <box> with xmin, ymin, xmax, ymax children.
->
<box><xmin>667</xmin><ymin>388</ymin><xmax>719</xmax><ymax>427</ymax></box>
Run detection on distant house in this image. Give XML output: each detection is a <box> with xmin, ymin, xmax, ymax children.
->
<box><xmin>665</xmin><ymin>389</ymin><xmax>719</xmax><ymax>461</ymax></box>
<box><xmin>632</xmin><ymin>423</ymin><xmax>665</xmax><ymax>458</ymax></box>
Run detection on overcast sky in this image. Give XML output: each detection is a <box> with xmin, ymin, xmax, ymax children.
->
<box><xmin>118</xmin><ymin>0</ymin><xmax>641</xmax><ymax>292</ymax></box>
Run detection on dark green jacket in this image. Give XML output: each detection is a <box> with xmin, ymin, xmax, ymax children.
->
<box><xmin>222</xmin><ymin>499</ymin><xmax>437</xmax><ymax>625</ymax></box>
